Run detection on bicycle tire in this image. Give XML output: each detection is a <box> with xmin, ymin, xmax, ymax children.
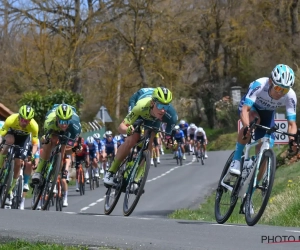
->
<box><xmin>79</xmin><ymin>168</ymin><xmax>85</xmax><ymax>196</ymax></box>
<box><xmin>41</xmin><ymin>153</ymin><xmax>62</xmax><ymax>210</ymax></box>
<box><xmin>180</xmin><ymin>156</ymin><xmax>183</xmax><ymax>166</ymax></box>
<box><xmin>245</xmin><ymin>149</ymin><xmax>276</xmax><ymax>226</ymax></box>
<box><xmin>12</xmin><ymin>175</ymin><xmax>23</xmax><ymax>209</ymax></box>
<box><xmin>215</xmin><ymin>151</ymin><xmax>239</xmax><ymax>224</ymax></box>
<box><xmin>153</xmin><ymin>158</ymin><xmax>157</xmax><ymax>168</ymax></box>
<box><xmin>89</xmin><ymin>165</ymin><xmax>94</xmax><ymax>190</ymax></box>
<box><xmin>56</xmin><ymin>177</ymin><xmax>62</xmax><ymax>211</ymax></box>
<box><xmin>0</xmin><ymin>160</ymin><xmax>14</xmax><ymax>208</ymax></box>
<box><xmin>123</xmin><ymin>150</ymin><xmax>151</xmax><ymax>216</ymax></box>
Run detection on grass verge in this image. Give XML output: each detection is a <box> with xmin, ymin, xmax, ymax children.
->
<box><xmin>0</xmin><ymin>239</ymin><xmax>117</xmax><ymax>250</ymax></box>
<box><xmin>169</xmin><ymin>159</ymin><xmax>300</xmax><ymax>227</ymax></box>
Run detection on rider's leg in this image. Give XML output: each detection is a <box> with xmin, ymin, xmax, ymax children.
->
<box><xmin>61</xmin><ymin>150</ymin><xmax>72</xmax><ymax>207</ymax></box>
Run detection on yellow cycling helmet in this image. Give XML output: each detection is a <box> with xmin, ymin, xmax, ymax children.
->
<box><xmin>19</xmin><ymin>105</ymin><xmax>34</xmax><ymax>120</ymax></box>
<box><xmin>152</xmin><ymin>87</ymin><xmax>173</xmax><ymax>104</ymax></box>
<box><xmin>56</xmin><ymin>104</ymin><xmax>73</xmax><ymax>120</ymax></box>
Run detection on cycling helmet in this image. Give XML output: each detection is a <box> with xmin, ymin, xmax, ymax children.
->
<box><xmin>152</xmin><ymin>87</ymin><xmax>173</xmax><ymax>104</ymax></box>
<box><xmin>56</xmin><ymin>104</ymin><xmax>73</xmax><ymax>120</ymax></box>
<box><xmin>179</xmin><ymin>120</ymin><xmax>185</xmax><ymax>125</ymax></box>
<box><xmin>174</xmin><ymin>125</ymin><xmax>180</xmax><ymax>130</ymax></box>
<box><xmin>271</xmin><ymin>64</ymin><xmax>295</xmax><ymax>88</ymax></box>
<box><xmin>122</xmin><ymin>134</ymin><xmax>127</xmax><ymax>138</ymax></box>
<box><xmin>190</xmin><ymin>123</ymin><xmax>197</xmax><ymax>129</ymax></box>
<box><xmin>93</xmin><ymin>133</ymin><xmax>101</xmax><ymax>140</ymax></box>
<box><xmin>86</xmin><ymin>136</ymin><xmax>94</xmax><ymax>144</ymax></box>
<box><xmin>19</xmin><ymin>105</ymin><xmax>34</xmax><ymax>120</ymax></box>
<box><xmin>105</xmin><ymin>130</ymin><xmax>113</xmax><ymax>136</ymax></box>
<box><xmin>198</xmin><ymin>127</ymin><xmax>204</xmax><ymax>133</ymax></box>
<box><xmin>115</xmin><ymin>135</ymin><xmax>121</xmax><ymax>141</ymax></box>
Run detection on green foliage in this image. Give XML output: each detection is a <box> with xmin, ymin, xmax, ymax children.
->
<box><xmin>18</xmin><ymin>90</ymin><xmax>83</xmax><ymax>132</ymax></box>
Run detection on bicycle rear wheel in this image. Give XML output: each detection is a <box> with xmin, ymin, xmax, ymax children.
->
<box><xmin>245</xmin><ymin>149</ymin><xmax>276</xmax><ymax>226</ymax></box>
<box><xmin>215</xmin><ymin>151</ymin><xmax>240</xmax><ymax>224</ymax></box>
<box><xmin>201</xmin><ymin>145</ymin><xmax>205</xmax><ymax>165</ymax></box>
<box><xmin>88</xmin><ymin>166</ymin><xmax>94</xmax><ymax>190</ymax></box>
<box><xmin>56</xmin><ymin>177</ymin><xmax>62</xmax><ymax>211</ymax></box>
<box><xmin>123</xmin><ymin>150</ymin><xmax>151</xmax><ymax>216</ymax></box>
<box><xmin>79</xmin><ymin>168</ymin><xmax>85</xmax><ymax>196</ymax></box>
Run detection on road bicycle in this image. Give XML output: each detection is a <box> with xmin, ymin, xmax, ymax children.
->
<box><xmin>215</xmin><ymin>117</ymin><xmax>300</xmax><ymax>226</ymax></box>
<box><xmin>152</xmin><ymin>144</ymin><xmax>158</xmax><ymax>168</ymax></box>
<box><xmin>88</xmin><ymin>158</ymin><xmax>100</xmax><ymax>190</ymax></box>
<box><xmin>76</xmin><ymin>161</ymin><xmax>85</xmax><ymax>196</ymax></box>
<box><xmin>0</xmin><ymin>142</ymin><xmax>24</xmax><ymax>209</ymax></box>
<box><xmin>11</xmin><ymin>163</ymin><xmax>25</xmax><ymax>209</ymax></box>
<box><xmin>31</xmin><ymin>134</ymin><xmax>74</xmax><ymax>210</ymax></box>
<box><xmin>175</xmin><ymin>142</ymin><xmax>183</xmax><ymax>166</ymax></box>
<box><xmin>104</xmin><ymin>120</ymin><xmax>159</xmax><ymax>216</ymax></box>
<box><xmin>195</xmin><ymin>140</ymin><xmax>205</xmax><ymax>165</ymax></box>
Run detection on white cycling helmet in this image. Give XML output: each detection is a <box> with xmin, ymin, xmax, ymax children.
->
<box><xmin>271</xmin><ymin>64</ymin><xmax>295</xmax><ymax>88</ymax></box>
<box><xmin>179</xmin><ymin>120</ymin><xmax>185</xmax><ymax>125</ymax></box>
<box><xmin>115</xmin><ymin>135</ymin><xmax>121</xmax><ymax>141</ymax></box>
<box><xmin>93</xmin><ymin>133</ymin><xmax>101</xmax><ymax>140</ymax></box>
<box><xmin>174</xmin><ymin>125</ymin><xmax>180</xmax><ymax>130</ymax></box>
<box><xmin>86</xmin><ymin>136</ymin><xmax>94</xmax><ymax>144</ymax></box>
<box><xmin>190</xmin><ymin>123</ymin><xmax>197</xmax><ymax>129</ymax></box>
<box><xmin>122</xmin><ymin>134</ymin><xmax>127</xmax><ymax>138</ymax></box>
<box><xmin>198</xmin><ymin>127</ymin><xmax>204</xmax><ymax>133</ymax></box>
<box><xmin>105</xmin><ymin>130</ymin><xmax>113</xmax><ymax>136</ymax></box>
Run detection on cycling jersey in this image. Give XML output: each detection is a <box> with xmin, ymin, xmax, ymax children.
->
<box><xmin>179</xmin><ymin>122</ymin><xmax>189</xmax><ymax>137</ymax></box>
<box><xmin>0</xmin><ymin>113</ymin><xmax>39</xmax><ymax>145</ymax></box>
<box><xmin>44</xmin><ymin>105</ymin><xmax>81</xmax><ymax>146</ymax></box>
<box><xmin>239</xmin><ymin>77</ymin><xmax>297</xmax><ymax>121</ymax></box>
<box><xmin>124</xmin><ymin>97</ymin><xmax>178</xmax><ymax>134</ymax></box>
<box><xmin>174</xmin><ymin>130</ymin><xmax>185</xmax><ymax>142</ymax></box>
<box><xmin>128</xmin><ymin>88</ymin><xmax>154</xmax><ymax>112</ymax></box>
<box><xmin>187</xmin><ymin>126</ymin><xmax>197</xmax><ymax>136</ymax></box>
<box><xmin>195</xmin><ymin>128</ymin><xmax>207</xmax><ymax>140</ymax></box>
<box><xmin>102</xmin><ymin>138</ymin><xmax>117</xmax><ymax>154</ymax></box>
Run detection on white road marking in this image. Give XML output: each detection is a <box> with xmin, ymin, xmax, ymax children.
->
<box><xmin>79</xmin><ymin>157</ymin><xmax>196</xmax><ymax>212</ymax></box>
<box><xmin>286</xmin><ymin>230</ymin><xmax>300</xmax><ymax>233</ymax></box>
<box><xmin>211</xmin><ymin>224</ymin><xmax>248</xmax><ymax>227</ymax></box>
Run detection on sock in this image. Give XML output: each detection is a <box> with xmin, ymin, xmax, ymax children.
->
<box><xmin>64</xmin><ymin>191</ymin><xmax>68</xmax><ymax>199</ymax></box>
<box><xmin>157</xmin><ymin>157</ymin><xmax>160</xmax><ymax>161</ymax></box>
<box><xmin>8</xmin><ymin>178</ymin><xmax>17</xmax><ymax>194</ymax></box>
<box><xmin>23</xmin><ymin>174</ymin><xmax>30</xmax><ymax>185</ymax></box>
<box><xmin>35</xmin><ymin>158</ymin><xmax>46</xmax><ymax>173</ymax></box>
<box><xmin>134</xmin><ymin>163</ymin><xmax>145</xmax><ymax>183</ymax></box>
<box><xmin>0</xmin><ymin>154</ymin><xmax>6</xmax><ymax>168</ymax></box>
<box><xmin>109</xmin><ymin>158</ymin><xmax>121</xmax><ymax>174</ymax></box>
<box><xmin>233</xmin><ymin>142</ymin><xmax>245</xmax><ymax>161</ymax></box>
<box><xmin>76</xmin><ymin>180</ymin><xmax>78</xmax><ymax>188</ymax></box>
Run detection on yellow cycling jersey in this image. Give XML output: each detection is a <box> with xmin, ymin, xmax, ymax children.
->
<box><xmin>0</xmin><ymin>114</ymin><xmax>39</xmax><ymax>145</ymax></box>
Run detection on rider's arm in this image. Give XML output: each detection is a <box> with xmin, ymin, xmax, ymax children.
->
<box><xmin>0</xmin><ymin>114</ymin><xmax>15</xmax><ymax>137</ymax></box>
<box><xmin>240</xmin><ymin>105</ymin><xmax>251</xmax><ymax>128</ymax></box>
<box><xmin>285</xmin><ymin>93</ymin><xmax>297</xmax><ymax>139</ymax></box>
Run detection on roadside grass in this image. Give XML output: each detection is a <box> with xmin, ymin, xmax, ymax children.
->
<box><xmin>169</xmin><ymin>157</ymin><xmax>300</xmax><ymax>227</ymax></box>
<box><xmin>0</xmin><ymin>239</ymin><xmax>117</xmax><ymax>250</ymax></box>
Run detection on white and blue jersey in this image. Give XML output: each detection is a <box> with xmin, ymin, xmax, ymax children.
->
<box><xmin>179</xmin><ymin>122</ymin><xmax>189</xmax><ymax>138</ymax></box>
<box><xmin>101</xmin><ymin>138</ymin><xmax>117</xmax><ymax>154</ymax></box>
<box><xmin>95</xmin><ymin>140</ymin><xmax>103</xmax><ymax>153</ymax></box>
<box><xmin>238</xmin><ymin>77</ymin><xmax>297</xmax><ymax>121</ymax></box>
<box><xmin>85</xmin><ymin>140</ymin><xmax>98</xmax><ymax>159</ymax></box>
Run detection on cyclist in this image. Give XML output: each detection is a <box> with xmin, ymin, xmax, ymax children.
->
<box><xmin>128</xmin><ymin>87</ymin><xmax>154</xmax><ymax>113</ymax></box>
<box><xmin>101</xmin><ymin>131</ymin><xmax>117</xmax><ymax>173</ymax></box>
<box><xmin>85</xmin><ymin>136</ymin><xmax>99</xmax><ymax>182</ymax></box>
<box><xmin>229</xmin><ymin>64</ymin><xmax>297</xmax><ymax>176</ymax></box>
<box><xmin>172</xmin><ymin>125</ymin><xmax>186</xmax><ymax>159</ymax></box>
<box><xmin>104</xmin><ymin>87</ymin><xmax>177</xmax><ymax>187</ymax></box>
<box><xmin>187</xmin><ymin>123</ymin><xmax>197</xmax><ymax>154</ymax></box>
<box><xmin>73</xmin><ymin>136</ymin><xmax>88</xmax><ymax>191</ymax></box>
<box><xmin>32</xmin><ymin>103</ymin><xmax>82</xmax><ymax>207</ymax></box>
<box><xmin>93</xmin><ymin>133</ymin><xmax>104</xmax><ymax>174</ymax></box>
<box><xmin>0</xmin><ymin>105</ymin><xmax>39</xmax><ymax>207</ymax></box>
<box><xmin>194</xmin><ymin>127</ymin><xmax>208</xmax><ymax>159</ymax></box>
<box><xmin>179</xmin><ymin>120</ymin><xmax>189</xmax><ymax>139</ymax></box>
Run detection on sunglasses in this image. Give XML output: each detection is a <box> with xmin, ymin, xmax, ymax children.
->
<box><xmin>58</xmin><ymin>119</ymin><xmax>70</xmax><ymax>125</ymax></box>
<box><xmin>272</xmin><ymin>81</ymin><xmax>290</xmax><ymax>95</ymax></box>
<box><xmin>20</xmin><ymin>117</ymin><xmax>31</xmax><ymax>123</ymax></box>
<box><xmin>155</xmin><ymin>102</ymin><xmax>170</xmax><ymax>110</ymax></box>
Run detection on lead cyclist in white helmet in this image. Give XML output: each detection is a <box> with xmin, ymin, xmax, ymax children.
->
<box><xmin>229</xmin><ymin>64</ymin><xmax>297</xmax><ymax>179</ymax></box>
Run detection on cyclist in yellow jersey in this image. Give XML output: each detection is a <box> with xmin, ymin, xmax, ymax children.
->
<box><xmin>0</xmin><ymin>105</ymin><xmax>39</xmax><ymax>207</ymax></box>
<box><xmin>104</xmin><ymin>87</ymin><xmax>178</xmax><ymax>186</ymax></box>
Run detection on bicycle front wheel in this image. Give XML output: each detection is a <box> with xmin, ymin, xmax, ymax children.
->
<box><xmin>123</xmin><ymin>150</ymin><xmax>151</xmax><ymax>216</ymax></box>
<box><xmin>245</xmin><ymin>149</ymin><xmax>276</xmax><ymax>226</ymax></box>
<box><xmin>0</xmin><ymin>161</ymin><xmax>14</xmax><ymax>209</ymax></box>
<box><xmin>12</xmin><ymin>175</ymin><xmax>23</xmax><ymax>209</ymax></box>
<box><xmin>215</xmin><ymin>151</ymin><xmax>239</xmax><ymax>224</ymax></box>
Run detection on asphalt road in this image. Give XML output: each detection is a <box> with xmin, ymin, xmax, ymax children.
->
<box><xmin>0</xmin><ymin>151</ymin><xmax>299</xmax><ymax>249</ymax></box>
